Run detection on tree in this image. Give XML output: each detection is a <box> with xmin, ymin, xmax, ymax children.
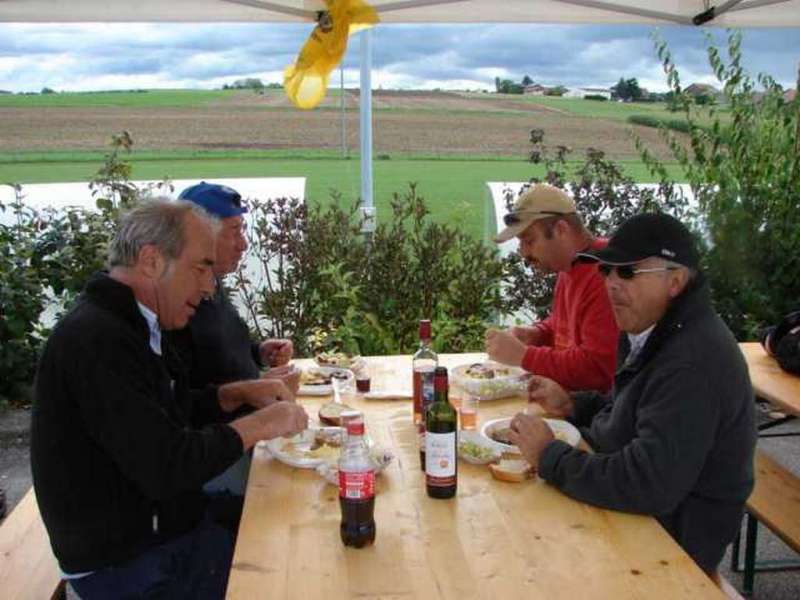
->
<box><xmin>638</xmin><ymin>31</ymin><xmax>800</xmax><ymax>339</ymax></box>
<box><xmin>612</xmin><ymin>77</ymin><xmax>642</xmax><ymax>101</ymax></box>
<box><xmin>41</xmin><ymin>87</ymin><xmax>55</xmax><ymax>94</ymax></box>
<box><xmin>495</xmin><ymin>79</ymin><xmax>523</xmax><ymax>94</ymax></box>
<box><xmin>522</xmin><ymin>75</ymin><xmax>533</xmax><ymax>86</ymax></box>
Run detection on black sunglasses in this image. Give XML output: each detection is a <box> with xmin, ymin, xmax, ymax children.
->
<box><xmin>598</xmin><ymin>263</ymin><xmax>679</xmax><ymax>280</ymax></box>
<box><xmin>503</xmin><ymin>210</ymin><xmax>570</xmax><ymax>226</ymax></box>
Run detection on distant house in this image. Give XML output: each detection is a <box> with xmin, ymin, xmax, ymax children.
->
<box><xmin>563</xmin><ymin>87</ymin><xmax>611</xmax><ymax>100</ymax></box>
<box><xmin>784</xmin><ymin>88</ymin><xmax>797</xmax><ymax>102</ymax></box>
<box><xmin>523</xmin><ymin>83</ymin><xmax>547</xmax><ymax>95</ymax></box>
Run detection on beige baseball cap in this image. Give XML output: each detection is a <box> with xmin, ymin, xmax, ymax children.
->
<box><xmin>494</xmin><ymin>184</ymin><xmax>577</xmax><ymax>243</ymax></box>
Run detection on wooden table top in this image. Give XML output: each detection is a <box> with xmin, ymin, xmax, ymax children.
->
<box><xmin>740</xmin><ymin>342</ymin><xmax>800</xmax><ymax>417</ymax></box>
<box><xmin>226</xmin><ymin>353</ymin><xmax>722</xmax><ymax>599</ymax></box>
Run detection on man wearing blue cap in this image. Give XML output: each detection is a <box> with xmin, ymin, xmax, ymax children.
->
<box><xmin>506</xmin><ymin>213</ymin><xmax>756</xmax><ymax>578</ymax></box>
<box><xmin>175</xmin><ymin>182</ymin><xmax>296</xmax><ymax>497</ymax></box>
<box><xmin>176</xmin><ymin>182</ymin><xmax>294</xmax><ymax>385</ymax></box>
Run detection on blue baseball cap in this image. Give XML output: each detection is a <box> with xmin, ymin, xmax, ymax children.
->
<box><xmin>178</xmin><ymin>182</ymin><xmax>247</xmax><ymax>218</ymax></box>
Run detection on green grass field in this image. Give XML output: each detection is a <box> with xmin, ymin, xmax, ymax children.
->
<box><xmin>0</xmin><ymin>89</ymin><xmax>234</xmax><ymax>108</ymax></box>
<box><xmin>0</xmin><ymin>88</ymin><xmax>692</xmax><ymax>241</ymax></box>
<box><xmin>0</xmin><ymin>153</ymin><xmax>685</xmax><ymax>241</ymax></box>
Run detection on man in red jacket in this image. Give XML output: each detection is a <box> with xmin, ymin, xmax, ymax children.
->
<box><xmin>486</xmin><ymin>184</ymin><xmax>617</xmax><ymax>392</ymax></box>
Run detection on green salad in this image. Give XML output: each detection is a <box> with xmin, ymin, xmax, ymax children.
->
<box><xmin>458</xmin><ymin>440</ymin><xmax>498</xmax><ymax>461</ymax></box>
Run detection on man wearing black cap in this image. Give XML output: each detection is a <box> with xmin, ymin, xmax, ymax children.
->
<box><xmin>507</xmin><ymin>213</ymin><xmax>756</xmax><ymax>576</ymax></box>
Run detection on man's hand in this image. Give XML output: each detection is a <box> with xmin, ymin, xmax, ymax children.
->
<box><xmin>260</xmin><ymin>339</ymin><xmax>294</xmax><ymax>368</ymax></box>
<box><xmin>262</xmin><ymin>364</ymin><xmax>301</xmax><ymax>395</ymax></box>
<box><xmin>527</xmin><ymin>376</ymin><xmax>574</xmax><ymax>419</ymax></box>
<box><xmin>485</xmin><ymin>328</ymin><xmax>527</xmax><ymax>367</ymax></box>
<box><xmin>508</xmin><ymin>413</ymin><xmax>554</xmax><ymax>469</ymax></box>
<box><xmin>218</xmin><ymin>378</ymin><xmax>294</xmax><ymax>413</ymax></box>
<box><xmin>511</xmin><ymin>325</ymin><xmax>545</xmax><ymax>346</ymax></box>
<box><xmin>230</xmin><ymin>402</ymin><xmax>309</xmax><ymax>450</ymax></box>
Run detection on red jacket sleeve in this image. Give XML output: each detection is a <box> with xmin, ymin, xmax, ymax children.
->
<box><xmin>534</xmin><ymin>315</ymin><xmax>555</xmax><ymax>346</ymax></box>
<box><xmin>521</xmin><ymin>274</ymin><xmax>617</xmax><ymax>392</ymax></box>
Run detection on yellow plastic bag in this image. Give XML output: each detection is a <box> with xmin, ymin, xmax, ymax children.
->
<box><xmin>284</xmin><ymin>0</ymin><xmax>379</xmax><ymax>110</ymax></box>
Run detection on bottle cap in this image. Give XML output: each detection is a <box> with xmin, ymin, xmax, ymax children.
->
<box><xmin>419</xmin><ymin>319</ymin><xmax>432</xmax><ymax>340</ymax></box>
<box><xmin>434</xmin><ymin>366</ymin><xmax>448</xmax><ymax>390</ymax></box>
<box><xmin>341</xmin><ymin>410</ymin><xmax>365</xmax><ymax>435</ymax></box>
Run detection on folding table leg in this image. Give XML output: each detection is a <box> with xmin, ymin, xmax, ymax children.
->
<box><xmin>743</xmin><ymin>513</ymin><xmax>758</xmax><ymax>596</ymax></box>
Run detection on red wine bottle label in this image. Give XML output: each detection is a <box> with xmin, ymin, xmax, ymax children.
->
<box><xmin>425</xmin><ymin>432</ymin><xmax>456</xmax><ymax>487</ymax></box>
<box><xmin>339</xmin><ymin>470</ymin><xmax>375</xmax><ymax>499</ymax></box>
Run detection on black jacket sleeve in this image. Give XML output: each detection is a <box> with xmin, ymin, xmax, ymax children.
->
<box><xmin>569</xmin><ymin>391</ymin><xmax>611</xmax><ymax>427</ymax></box>
<box><xmin>72</xmin><ymin>334</ymin><xmax>244</xmax><ymax>501</ymax></box>
<box><xmin>538</xmin><ymin>363</ymin><xmax>719</xmax><ymax>516</ymax></box>
<box><xmin>251</xmin><ymin>341</ymin><xmax>264</xmax><ymax>369</ymax></box>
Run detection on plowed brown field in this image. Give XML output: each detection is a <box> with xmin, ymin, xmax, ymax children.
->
<box><xmin>0</xmin><ymin>90</ymin><xmax>678</xmax><ymax>160</ymax></box>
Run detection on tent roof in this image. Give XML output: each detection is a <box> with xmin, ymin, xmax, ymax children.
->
<box><xmin>1</xmin><ymin>0</ymin><xmax>799</xmax><ymax>26</ymax></box>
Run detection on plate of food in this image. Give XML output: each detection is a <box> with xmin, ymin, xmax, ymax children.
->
<box><xmin>481</xmin><ymin>417</ymin><xmax>581</xmax><ymax>452</ymax></box>
<box><xmin>451</xmin><ymin>361</ymin><xmax>529</xmax><ymax>400</ymax></box>
<box><xmin>298</xmin><ymin>366</ymin><xmax>354</xmax><ymax>396</ymax></box>
<box><xmin>264</xmin><ymin>427</ymin><xmax>348</xmax><ymax>469</ymax></box>
<box><xmin>314</xmin><ymin>351</ymin><xmax>366</xmax><ymax>372</ymax></box>
<box><xmin>457</xmin><ymin>430</ymin><xmax>502</xmax><ymax>465</ymax></box>
<box><xmin>318</xmin><ymin>400</ymin><xmax>355</xmax><ymax>426</ymax></box>
<box><xmin>488</xmin><ymin>452</ymin><xmax>535</xmax><ymax>483</ymax></box>
<box><xmin>315</xmin><ymin>447</ymin><xmax>395</xmax><ymax>486</ymax></box>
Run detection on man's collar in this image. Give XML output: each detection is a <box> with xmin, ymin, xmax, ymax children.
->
<box><xmin>136</xmin><ymin>301</ymin><xmax>162</xmax><ymax>356</ymax></box>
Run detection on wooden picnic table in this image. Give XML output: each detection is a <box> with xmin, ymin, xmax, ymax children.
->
<box><xmin>740</xmin><ymin>342</ymin><xmax>800</xmax><ymax>418</ymax></box>
<box><xmin>226</xmin><ymin>353</ymin><xmax>723</xmax><ymax>599</ymax></box>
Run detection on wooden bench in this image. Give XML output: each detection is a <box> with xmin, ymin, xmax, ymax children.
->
<box><xmin>0</xmin><ymin>487</ymin><xmax>63</xmax><ymax>600</ymax></box>
<box><xmin>731</xmin><ymin>449</ymin><xmax>800</xmax><ymax>595</ymax></box>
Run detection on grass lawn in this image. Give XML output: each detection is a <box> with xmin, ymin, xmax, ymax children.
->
<box><xmin>0</xmin><ymin>153</ymin><xmax>685</xmax><ymax>241</ymax></box>
<box><xmin>465</xmin><ymin>93</ymin><xmax>725</xmax><ymax>126</ymax></box>
<box><xmin>0</xmin><ymin>89</ymin><xmax>235</xmax><ymax>108</ymax></box>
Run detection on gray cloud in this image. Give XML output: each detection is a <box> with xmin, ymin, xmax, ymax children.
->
<box><xmin>0</xmin><ymin>22</ymin><xmax>797</xmax><ymax>93</ymax></box>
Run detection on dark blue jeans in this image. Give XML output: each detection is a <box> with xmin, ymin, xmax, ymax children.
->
<box><xmin>68</xmin><ymin>518</ymin><xmax>234</xmax><ymax>599</ymax></box>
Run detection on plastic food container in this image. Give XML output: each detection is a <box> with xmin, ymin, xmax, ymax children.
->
<box><xmin>450</xmin><ymin>361</ymin><xmax>530</xmax><ymax>401</ymax></box>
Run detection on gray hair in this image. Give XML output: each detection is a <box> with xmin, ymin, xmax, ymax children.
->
<box><xmin>108</xmin><ymin>198</ymin><xmax>219</xmax><ymax>268</ymax></box>
<box><xmin>659</xmin><ymin>258</ymin><xmax>698</xmax><ymax>282</ymax></box>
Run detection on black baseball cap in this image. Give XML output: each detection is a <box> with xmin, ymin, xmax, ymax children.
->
<box><xmin>577</xmin><ymin>213</ymin><xmax>699</xmax><ymax>268</ymax></box>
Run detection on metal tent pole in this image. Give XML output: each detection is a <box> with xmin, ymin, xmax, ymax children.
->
<box><xmin>359</xmin><ymin>28</ymin><xmax>376</xmax><ymax>233</ymax></box>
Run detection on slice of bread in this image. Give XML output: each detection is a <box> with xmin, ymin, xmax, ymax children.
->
<box><xmin>318</xmin><ymin>402</ymin><xmax>353</xmax><ymax>426</ymax></box>
<box><xmin>488</xmin><ymin>453</ymin><xmax>534</xmax><ymax>483</ymax></box>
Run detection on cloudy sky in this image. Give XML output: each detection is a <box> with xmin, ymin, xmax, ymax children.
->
<box><xmin>0</xmin><ymin>23</ymin><xmax>798</xmax><ymax>93</ymax></box>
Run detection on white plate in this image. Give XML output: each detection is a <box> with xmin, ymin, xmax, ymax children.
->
<box><xmin>298</xmin><ymin>366</ymin><xmax>354</xmax><ymax>396</ymax></box>
<box><xmin>315</xmin><ymin>447</ymin><xmax>395</xmax><ymax>486</ymax></box>
<box><xmin>314</xmin><ymin>353</ymin><xmax>366</xmax><ymax>372</ymax></box>
<box><xmin>480</xmin><ymin>417</ymin><xmax>581</xmax><ymax>452</ymax></box>
<box><xmin>362</xmin><ymin>390</ymin><xmax>412</xmax><ymax>401</ymax></box>
<box><xmin>264</xmin><ymin>427</ymin><xmax>346</xmax><ymax>469</ymax></box>
<box><xmin>457</xmin><ymin>430</ymin><xmax>502</xmax><ymax>464</ymax></box>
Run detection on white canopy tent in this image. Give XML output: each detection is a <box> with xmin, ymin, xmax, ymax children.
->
<box><xmin>2</xmin><ymin>1</ymin><xmax>799</xmax><ymax>26</ymax></box>
<box><xmin>2</xmin><ymin>0</ymin><xmax>798</xmax><ymax>221</ymax></box>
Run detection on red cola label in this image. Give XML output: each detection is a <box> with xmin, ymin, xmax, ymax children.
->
<box><xmin>339</xmin><ymin>470</ymin><xmax>375</xmax><ymax>500</ymax></box>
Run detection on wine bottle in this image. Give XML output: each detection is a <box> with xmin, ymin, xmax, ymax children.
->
<box><xmin>425</xmin><ymin>366</ymin><xmax>457</xmax><ymax>499</ymax></box>
<box><xmin>412</xmin><ymin>319</ymin><xmax>437</xmax><ymax>470</ymax></box>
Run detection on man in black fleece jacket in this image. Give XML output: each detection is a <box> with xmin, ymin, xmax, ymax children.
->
<box><xmin>31</xmin><ymin>200</ymin><xmax>308</xmax><ymax>598</ymax></box>
<box><xmin>508</xmin><ymin>213</ymin><xmax>756</xmax><ymax>576</ymax></box>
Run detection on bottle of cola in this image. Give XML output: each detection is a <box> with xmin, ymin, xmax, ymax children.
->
<box><xmin>338</xmin><ymin>410</ymin><xmax>376</xmax><ymax>548</ymax></box>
